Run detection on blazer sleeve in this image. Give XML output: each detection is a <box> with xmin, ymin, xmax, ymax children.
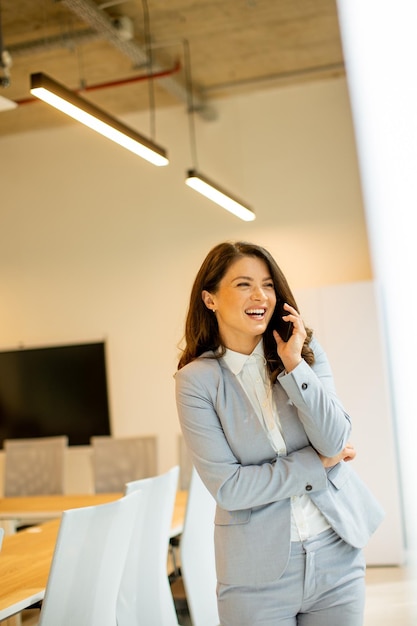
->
<box><xmin>277</xmin><ymin>337</ymin><xmax>352</xmax><ymax>457</ymax></box>
<box><xmin>175</xmin><ymin>356</ymin><xmax>328</xmax><ymax>512</ymax></box>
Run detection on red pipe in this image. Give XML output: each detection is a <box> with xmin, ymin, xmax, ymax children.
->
<box><xmin>14</xmin><ymin>59</ymin><xmax>181</xmax><ymax>106</ymax></box>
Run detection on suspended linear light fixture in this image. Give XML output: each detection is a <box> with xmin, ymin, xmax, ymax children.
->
<box><xmin>185</xmin><ymin>169</ymin><xmax>255</xmax><ymax>222</ymax></box>
<box><xmin>30</xmin><ymin>72</ymin><xmax>168</xmax><ymax>166</ymax></box>
<box><xmin>182</xmin><ymin>41</ymin><xmax>255</xmax><ymax>221</ymax></box>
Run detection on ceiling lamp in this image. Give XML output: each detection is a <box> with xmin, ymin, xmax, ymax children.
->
<box><xmin>182</xmin><ymin>41</ymin><xmax>254</xmax><ymax>221</ymax></box>
<box><xmin>185</xmin><ymin>169</ymin><xmax>255</xmax><ymax>222</ymax></box>
<box><xmin>30</xmin><ymin>72</ymin><xmax>168</xmax><ymax>166</ymax></box>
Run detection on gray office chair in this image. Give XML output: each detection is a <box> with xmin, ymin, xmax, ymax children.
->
<box><xmin>90</xmin><ymin>435</ymin><xmax>158</xmax><ymax>493</ymax></box>
<box><xmin>4</xmin><ymin>436</ymin><xmax>68</xmax><ymax>497</ymax></box>
<box><xmin>178</xmin><ymin>434</ymin><xmax>193</xmax><ymax>491</ymax></box>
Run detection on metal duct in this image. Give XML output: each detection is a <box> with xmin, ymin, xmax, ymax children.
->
<box><xmin>61</xmin><ymin>0</ymin><xmax>216</xmax><ymax>120</ymax></box>
<box><xmin>8</xmin><ymin>29</ymin><xmax>102</xmax><ymax>57</ymax></box>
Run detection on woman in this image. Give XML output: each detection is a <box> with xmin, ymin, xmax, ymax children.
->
<box><xmin>175</xmin><ymin>241</ymin><xmax>384</xmax><ymax>625</ymax></box>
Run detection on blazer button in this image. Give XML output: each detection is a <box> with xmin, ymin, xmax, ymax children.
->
<box><xmin>305</xmin><ymin>484</ymin><xmax>313</xmax><ymax>492</ymax></box>
<box><xmin>301</xmin><ymin>383</ymin><xmax>308</xmax><ymax>390</ymax></box>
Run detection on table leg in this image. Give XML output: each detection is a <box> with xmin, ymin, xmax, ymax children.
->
<box><xmin>0</xmin><ymin>520</ymin><xmax>17</xmax><ymax>535</ymax></box>
<box><xmin>1</xmin><ymin>615</ymin><xmax>22</xmax><ymax>625</ymax></box>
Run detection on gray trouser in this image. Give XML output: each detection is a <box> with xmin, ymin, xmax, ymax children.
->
<box><xmin>217</xmin><ymin>528</ymin><xmax>366</xmax><ymax>625</ymax></box>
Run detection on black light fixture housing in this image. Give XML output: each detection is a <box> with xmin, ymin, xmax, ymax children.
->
<box><xmin>182</xmin><ymin>41</ymin><xmax>254</xmax><ymax>221</ymax></box>
<box><xmin>185</xmin><ymin>169</ymin><xmax>255</xmax><ymax>221</ymax></box>
<box><xmin>30</xmin><ymin>72</ymin><xmax>168</xmax><ymax>166</ymax></box>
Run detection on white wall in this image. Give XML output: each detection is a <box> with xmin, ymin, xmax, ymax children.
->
<box><xmin>296</xmin><ymin>281</ymin><xmax>404</xmax><ymax>565</ymax></box>
<box><xmin>0</xmin><ymin>77</ymin><xmax>372</xmax><ymax>474</ymax></box>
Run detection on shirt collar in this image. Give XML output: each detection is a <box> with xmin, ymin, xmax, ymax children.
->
<box><xmin>222</xmin><ymin>340</ymin><xmax>265</xmax><ymax>376</ymax></box>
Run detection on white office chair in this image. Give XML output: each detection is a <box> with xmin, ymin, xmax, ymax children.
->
<box><xmin>4</xmin><ymin>436</ymin><xmax>68</xmax><ymax>497</ymax></box>
<box><xmin>117</xmin><ymin>465</ymin><xmax>180</xmax><ymax>626</ymax></box>
<box><xmin>172</xmin><ymin>467</ymin><xmax>220</xmax><ymax>626</ymax></box>
<box><xmin>38</xmin><ymin>490</ymin><xmax>142</xmax><ymax>626</ymax></box>
<box><xmin>90</xmin><ymin>435</ymin><xmax>158</xmax><ymax>493</ymax></box>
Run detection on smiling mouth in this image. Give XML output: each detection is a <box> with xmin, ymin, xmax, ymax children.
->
<box><xmin>245</xmin><ymin>308</ymin><xmax>267</xmax><ymax>319</ymax></box>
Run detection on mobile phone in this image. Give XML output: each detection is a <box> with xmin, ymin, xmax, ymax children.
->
<box><xmin>273</xmin><ymin>302</ymin><xmax>293</xmax><ymax>342</ymax></box>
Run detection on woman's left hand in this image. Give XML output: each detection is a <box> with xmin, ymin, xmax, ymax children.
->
<box><xmin>319</xmin><ymin>442</ymin><xmax>357</xmax><ymax>468</ymax></box>
<box><xmin>273</xmin><ymin>303</ymin><xmax>306</xmax><ymax>373</ymax></box>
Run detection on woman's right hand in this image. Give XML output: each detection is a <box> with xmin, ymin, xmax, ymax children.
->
<box><xmin>272</xmin><ymin>303</ymin><xmax>306</xmax><ymax>373</ymax></box>
<box><xmin>318</xmin><ymin>442</ymin><xmax>356</xmax><ymax>468</ymax></box>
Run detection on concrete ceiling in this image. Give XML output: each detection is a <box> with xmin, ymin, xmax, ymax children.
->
<box><xmin>0</xmin><ymin>0</ymin><xmax>344</xmax><ymax>136</ymax></box>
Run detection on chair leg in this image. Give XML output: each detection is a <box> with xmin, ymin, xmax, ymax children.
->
<box><xmin>3</xmin><ymin>614</ymin><xmax>22</xmax><ymax>626</ymax></box>
<box><xmin>168</xmin><ymin>534</ymin><xmax>182</xmax><ymax>580</ymax></box>
<box><xmin>170</xmin><ymin>575</ymin><xmax>190</xmax><ymax>623</ymax></box>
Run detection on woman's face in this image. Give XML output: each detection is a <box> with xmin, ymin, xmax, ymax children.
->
<box><xmin>202</xmin><ymin>255</ymin><xmax>277</xmax><ymax>354</ymax></box>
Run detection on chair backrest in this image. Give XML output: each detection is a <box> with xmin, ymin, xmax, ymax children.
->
<box><xmin>0</xmin><ymin>527</ymin><xmax>4</xmax><ymax>551</ymax></box>
<box><xmin>4</xmin><ymin>436</ymin><xmax>68</xmax><ymax>497</ymax></box>
<box><xmin>117</xmin><ymin>465</ymin><xmax>180</xmax><ymax>626</ymax></box>
<box><xmin>38</xmin><ymin>490</ymin><xmax>142</xmax><ymax>626</ymax></box>
<box><xmin>90</xmin><ymin>435</ymin><xmax>157</xmax><ymax>493</ymax></box>
<box><xmin>180</xmin><ymin>468</ymin><xmax>219</xmax><ymax>626</ymax></box>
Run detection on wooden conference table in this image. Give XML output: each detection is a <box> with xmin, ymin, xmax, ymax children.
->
<box><xmin>0</xmin><ymin>491</ymin><xmax>187</xmax><ymax>622</ymax></box>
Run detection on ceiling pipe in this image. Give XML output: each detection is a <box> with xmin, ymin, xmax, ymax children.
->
<box><xmin>204</xmin><ymin>62</ymin><xmax>346</xmax><ymax>95</ymax></box>
<box><xmin>12</xmin><ymin>61</ymin><xmax>182</xmax><ymax>106</ymax></box>
<box><xmin>60</xmin><ymin>0</ymin><xmax>217</xmax><ymax>120</ymax></box>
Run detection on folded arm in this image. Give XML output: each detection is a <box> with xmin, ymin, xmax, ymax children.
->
<box><xmin>176</xmin><ymin>361</ymin><xmax>328</xmax><ymax>511</ymax></box>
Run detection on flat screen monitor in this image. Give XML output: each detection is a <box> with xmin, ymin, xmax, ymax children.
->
<box><xmin>0</xmin><ymin>342</ymin><xmax>111</xmax><ymax>448</ymax></box>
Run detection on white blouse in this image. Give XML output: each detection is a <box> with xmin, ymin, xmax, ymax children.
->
<box><xmin>222</xmin><ymin>341</ymin><xmax>330</xmax><ymax>542</ymax></box>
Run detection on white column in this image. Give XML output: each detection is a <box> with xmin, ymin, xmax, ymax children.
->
<box><xmin>336</xmin><ymin>0</ymin><xmax>417</xmax><ymax>583</ymax></box>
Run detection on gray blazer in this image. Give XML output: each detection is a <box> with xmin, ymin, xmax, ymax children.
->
<box><xmin>175</xmin><ymin>338</ymin><xmax>384</xmax><ymax>586</ymax></box>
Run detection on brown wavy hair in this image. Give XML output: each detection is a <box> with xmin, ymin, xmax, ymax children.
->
<box><xmin>178</xmin><ymin>241</ymin><xmax>314</xmax><ymax>380</ymax></box>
